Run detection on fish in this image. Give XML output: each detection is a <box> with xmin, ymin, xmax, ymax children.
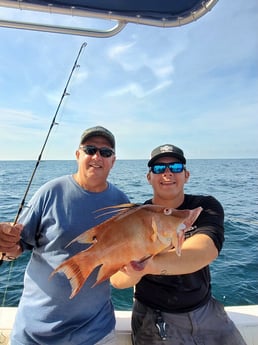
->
<box><xmin>51</xmin><ymin>203</ymin><xmax>202</xmax><ymax>298</ymax></box>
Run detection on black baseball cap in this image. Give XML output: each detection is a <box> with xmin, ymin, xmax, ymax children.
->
<box><xmin>148</xmin><ymin>144</ymin><xmax>186</xmax><ymax>166</ymax></box>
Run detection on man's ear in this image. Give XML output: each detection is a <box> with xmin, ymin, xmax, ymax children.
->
<box><xmin>184</xmin><ymin>169</ymin><xmax>190</xmax><ymax>183</ymax></box>
<box><xmin>147</xmin><ymin>172</ymin><xmax>151</xmax><ymax>184</ymax></box>
<box><xmin>75</xmin><ymin>149</ymin><xmax>80</xmax><ymax>161</ymax></box>
<box><xmin>111</xmin><ymin>155</ymin><xmax>116</xmax><ymax>168</ymax></box>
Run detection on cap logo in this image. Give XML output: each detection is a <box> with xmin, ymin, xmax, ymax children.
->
<box><xmin>159</xmin><ymin>145</ymin><xmax>173</xmax><ymax>153</ymax></box>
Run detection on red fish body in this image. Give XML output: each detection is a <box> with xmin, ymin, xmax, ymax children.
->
<box><xmin>51</xmin><ymin>204</ymin><xmax>202</xmax><ymax>298</ymax></box>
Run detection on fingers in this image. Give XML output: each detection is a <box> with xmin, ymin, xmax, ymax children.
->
<box><xmin>1</xmin><ymin>222</ymin><xmax>22</xmax><ymax>237</ymax></box>
<box><xmin>1</xmin><ymin>245</ymin><xmax>22</xmax><ymax>261</ymax></box>
<box><xmin>120</xmin><ymin>262</ymin><xmax>145</xmax><ymax>276</ymax></box>
<box><xmin>122</xmin><ymin>255</ymin><xmax>155</xmax><ymax>277</ymax></box>
<box><xmin>2</xmin><ymin>223</ymin><xmax>23</xmax><ymax>236</ymax></box>
<box><xmin>0</xmin><ymin>222</ymin><xmax>23</xmax><ymax>253</ymax></box>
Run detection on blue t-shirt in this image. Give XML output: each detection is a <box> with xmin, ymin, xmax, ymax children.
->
<box><xmin>11</xmin><ymin>175</ymin><xmax>129</xmax><ymax>345</ymax></box>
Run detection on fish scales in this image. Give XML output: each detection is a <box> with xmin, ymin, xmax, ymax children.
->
<box><xmin>50</xmin><ymin>204</ymin><xmax>202</xmax><ymax>298</ymax></box>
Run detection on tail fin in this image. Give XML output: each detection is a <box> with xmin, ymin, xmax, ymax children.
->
<box><xmin>50</xmin><ymin>251</ymin><xmax>95</xmax><ymax>298</ymax></box>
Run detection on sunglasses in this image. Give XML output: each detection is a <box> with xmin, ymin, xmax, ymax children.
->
<box><xmin>150</xmin><ymin>162</ymin><xmax>185</xmax><ymax>174</ymax></box>
<box><xmin>80</xmin><ymin>145</ymin><xmax>114</xmax><ymax>158</ymax></box>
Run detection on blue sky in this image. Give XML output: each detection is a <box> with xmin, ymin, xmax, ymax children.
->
<box><xmin>0</xmin><ymin>0</ymin><xmax>257</xmax><ymax>160</ymax></box>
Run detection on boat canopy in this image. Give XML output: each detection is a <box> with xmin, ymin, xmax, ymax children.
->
<box><xmin>0</xmin><ymin>0</ymin><xmax>219</xmax><ymax>37</ymax></box>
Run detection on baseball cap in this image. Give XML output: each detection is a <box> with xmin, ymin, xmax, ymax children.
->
<box><xmin>148</xmin><ymin>144</ymin><xmax>186</xmax><ymax>166</ymax></box>
<box><xmin>80</xmin><ymin>126</ymin><xmax>115</xmax><ymax>149</ymax></box>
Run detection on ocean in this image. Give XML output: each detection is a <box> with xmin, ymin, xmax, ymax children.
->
<box><xmin>0</xmin><ymin>159</ymin><xmax>257</xmax><ymax>309</ymax></box>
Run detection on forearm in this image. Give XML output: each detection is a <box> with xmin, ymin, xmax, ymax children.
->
<box><xmin>111</xmin><ymin>234</ymin><xmax>218</xmax><ymax>288</ymax></box>
<box><xmin>150</xmin><ymin>234</ymin><xmax>218</xmax><ymax>276</ymax></box>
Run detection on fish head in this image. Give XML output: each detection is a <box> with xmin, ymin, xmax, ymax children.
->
<box><xmin>154</xmin><ymin>206</ymin><xmax>203</xmax><ymax>256</ymax></box>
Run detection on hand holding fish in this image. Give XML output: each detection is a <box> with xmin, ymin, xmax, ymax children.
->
<box><xmin>114</xmin><ymin>256</ymin><xmax>156</xmax><ymax>287</ymax></box>
<box><xmin>0</xmin><ymin>222</ymin><xmax>23</xmax><ymax>260</ymax></box>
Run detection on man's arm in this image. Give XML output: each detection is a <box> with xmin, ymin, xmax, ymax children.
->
<box><xmin>110</xmin><ymin>233</ymin><xmax>218</xmax><ymax>289</ymax></box>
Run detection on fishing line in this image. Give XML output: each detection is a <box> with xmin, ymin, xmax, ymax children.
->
<box><xmin>0</xmin><ymin>42</ymin><xmax>87</xmax><ymax>270</ymax></box>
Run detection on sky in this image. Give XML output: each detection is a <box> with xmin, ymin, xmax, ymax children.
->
<box><xmin>0</xmin><ymin>0</ymin><xmax>257</xmax><ymax>160</ymax></box>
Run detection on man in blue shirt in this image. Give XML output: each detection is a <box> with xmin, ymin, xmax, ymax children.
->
<box><xmin>0</xmin><ymin>126</ymin><xmax>129</xmax><ymax>345</ymax></box>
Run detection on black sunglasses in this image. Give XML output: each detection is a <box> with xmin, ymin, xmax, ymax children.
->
<box><xmin>150</xmin><ymin>162</ymin><xmax>185</xmax><ymax>174</ymax></box>
<box><xmin>80</xmin><ymin>145</ymin><xmax>114</xmax><ymax>158</ymax></box>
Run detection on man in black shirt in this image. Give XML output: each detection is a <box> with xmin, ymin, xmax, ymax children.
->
<box><xmin>111</xmin><ymin>144</ymin><xmax>246</xmax><ymax>345</ymax></box>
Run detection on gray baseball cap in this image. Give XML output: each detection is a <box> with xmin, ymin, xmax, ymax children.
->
<box><xmin>80</xmin><ymin>126</ymin><xmax>115</xmax><ymax>148</ymax></box>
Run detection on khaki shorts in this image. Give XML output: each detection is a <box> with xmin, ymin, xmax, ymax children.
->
<box><xmin>132</xmin><ymin>298</ymin><xmax>247</xmax><ymax>345</ymax></box>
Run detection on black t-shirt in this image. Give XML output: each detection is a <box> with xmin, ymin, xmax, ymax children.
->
<box><xmin>134</xmin><ymin>194</ymin><xmax>224</xmax><ymax>313</ymax></box>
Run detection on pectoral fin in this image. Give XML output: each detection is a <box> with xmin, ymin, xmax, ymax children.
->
<box><xmin>150</xmin><ymin>217</ymin><xmax>158</xmax><ymax>242</ymax></box>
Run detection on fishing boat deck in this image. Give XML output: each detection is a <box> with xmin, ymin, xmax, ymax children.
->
<box><xmin>0</xmin><ymin>305</ymin><xmax>258</xmax><ymax>345</ymax></box>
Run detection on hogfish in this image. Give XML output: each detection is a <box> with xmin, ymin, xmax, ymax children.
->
<box><xmin>51</xmin><ymin>204</ymin><xmax>202</xmax><ymax>298</ymax></box>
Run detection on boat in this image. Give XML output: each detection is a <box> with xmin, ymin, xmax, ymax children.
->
<box><xmin>0</xmin><ymin>306</ymin><xmax>258</xmax><ymax>345</ymax></box>
<box><xmin>0</xmin><ymin>1</ymin><xmax>257</xmax><ymax>344</ymax></box>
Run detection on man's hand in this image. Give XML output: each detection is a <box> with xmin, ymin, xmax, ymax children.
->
<box><xmin>0</xmin><ymin>223</ymin><xmax>23</xmax><ymax>260</ymax></box>
<box><xmin>110</xmin><ymin>256</ymin><xmax>155</xmax><ymax>289</ymax></box>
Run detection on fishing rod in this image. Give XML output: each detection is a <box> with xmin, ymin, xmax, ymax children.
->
<box><xmin>0</xmin><ymin>42</ymin><xmax>87</xmax><ymax>265</ymax></box>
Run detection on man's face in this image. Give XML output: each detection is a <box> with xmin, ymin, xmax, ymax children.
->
<box><xmin>147</xmin><ymin>156</ymin><xmax>189</xmax><ymax>201</ymax></box>
<box><xmin>76</xmin><ymin>136</ymin><xmax>116</xmax><ymax>191</ymax></box>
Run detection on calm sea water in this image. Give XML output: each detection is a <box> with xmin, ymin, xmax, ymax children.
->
<box><xmin>0</xmin><ymin>159</ymin><xmax>257</xmax><ymax>309</ymax></box>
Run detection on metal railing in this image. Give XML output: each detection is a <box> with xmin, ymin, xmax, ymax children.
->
<box><xmin>0</xmin><ymin>0</ymin><xmax>219</xmax><ymax>37</ymax></box>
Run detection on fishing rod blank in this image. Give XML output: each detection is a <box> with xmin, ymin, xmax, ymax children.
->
<box><xmin>0</xmin><ymin>42</ymin><xmax>87</xmax><ymax>265</ymax></box>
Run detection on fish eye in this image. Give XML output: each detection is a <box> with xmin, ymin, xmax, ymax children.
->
<box><xmin>164</xmin><ymin>208</ymin><xmax>172</xmax><ymax>215</ymax></box>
